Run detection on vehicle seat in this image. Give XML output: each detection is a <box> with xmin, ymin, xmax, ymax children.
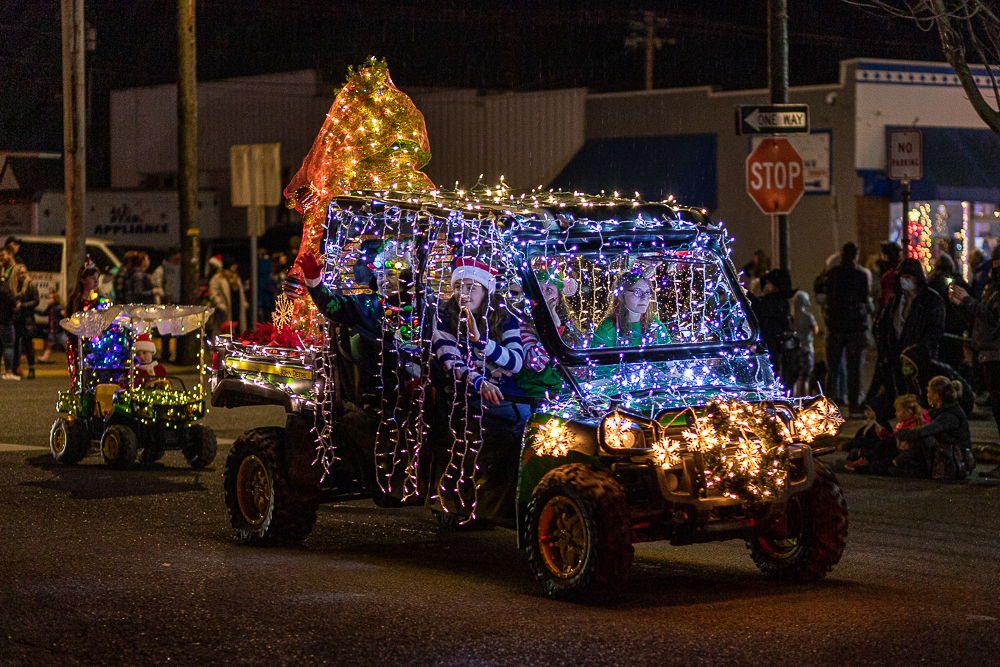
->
<box><xmin>94</xmin><ymin>383</ymin><xmax>118</xmax><ymax>417</ymax></box>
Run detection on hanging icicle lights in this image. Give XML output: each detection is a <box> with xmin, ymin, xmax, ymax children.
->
<box><xmin>278</xmin><ymin>183</ymin><xmax>815</xmax><ymax>512</ymax></box>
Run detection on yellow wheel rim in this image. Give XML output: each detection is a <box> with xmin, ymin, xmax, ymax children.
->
<box><xmin>237</xmin><ymin>455</ymin><xmax>271</xmax><ymax>526</ymax></box>
<box><xmin>52</xmin><ymin>426</ymin><xmax>66</xmax><ymax>454</ymax></box>
<box><xmin>756</xmin><ymin>498</ymin><xmax>803</xmax><ymax>559</ymax></box>
<box><xmin>538</xmin><ymin>495</ymin><xmax>588</xmax><ymax>579</ymax></box>
<box><xmin>103</xmin><ymin>432</ymin><xmax>119</xmax><ymax>460</ymax></box>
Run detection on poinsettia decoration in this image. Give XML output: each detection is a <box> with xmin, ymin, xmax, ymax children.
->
<box><xmin>239</xmin><ymin>322</ymin><xmax>321</xmax><ymax>349</ymax></box>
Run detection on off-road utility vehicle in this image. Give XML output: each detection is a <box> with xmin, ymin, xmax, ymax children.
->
<box><xmin>212</xmin><ymin>190</ymin><xmax>847</xmax><ymax>600</ymax></box>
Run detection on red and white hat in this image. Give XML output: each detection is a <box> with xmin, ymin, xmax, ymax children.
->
<box><xmin>208</xmin><ymin>254</ymin><xmax>224</xmax><ymax>269</ymax></box>
<box><xmin>135</xmin><ymin>333</ymin><xmax>156</xmax><ymax>353</ymax></box>
<box><xmin>451</xmin><ymin>257</ymin><xmax>498</xmax><ymax>294</ymax></box>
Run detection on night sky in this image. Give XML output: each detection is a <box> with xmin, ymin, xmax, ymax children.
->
<box><xmin>2</xmin><ymin>0</ymin><xmax>945</xmax><ymax>187</ymax></box>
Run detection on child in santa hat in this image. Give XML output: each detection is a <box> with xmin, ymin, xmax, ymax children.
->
<box><xmin>433</xmin><ymin>256</ymin><xmax>524</xmax><ymax>407</ymax></box>
<box><xmin>134</xmin><ymin>333</ymin><xmax>167</xmax><ymax>386</ymax></box>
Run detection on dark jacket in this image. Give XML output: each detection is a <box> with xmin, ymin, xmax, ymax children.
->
<box><xmin>824</xmin><ymin>260</ymin><xmax>870</xmax><ymax>333</ymax></box>
<box><xmin>13</xmin><ymin>279</ymin><xmax>38</xmax><ymax>327</ymax></box>
<box><xmin>877</xmin><ymin>285</ymin><xmax>945</xmax><ymax>359</ymax></box>
<box><xmin>971</xmin><ymin>259</ymin><xmax>992</xmax><ymax>299</ymax></box>
<box><xmin>750</xmin><ymin>292</ymin><xmax>790</xmax><ymax>354</ymax></box>
<box><xmin>927</xmin><ymin>269</ymin><xmax>970</xmax><ymax>338</ymax></box>
<box><xmin>960</xmin><ymin>281</ymin><xmax>1000</xmax><ymax>363</ymax></box>
<box><xmin>896</xmin><ymin>399</ymin><xmax>971</xmax><ymax>458</ymax></box>
<box><xmin>900</xmin><ymin>344</ymin><xmax>973</xmax><ymax>417</ymax></box>
<box><xmin>120</xmin><ymin>267</ymin><xmax>156</xmax><ymax>304</ymax></box>
<box><xmin>0</xmin><ymin>276</ymin><xmax>14</xmax><ymax>324</ymax></box>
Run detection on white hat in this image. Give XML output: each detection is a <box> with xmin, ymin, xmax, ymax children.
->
<box><xmin>451</xmin><ymin>257</ymin><xmax>498</xmax><ymax>294</ymax></box>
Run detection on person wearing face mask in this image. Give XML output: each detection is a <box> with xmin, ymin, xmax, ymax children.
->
<box><xmin>950</xmin><ymin>245</ymin><xmax>1000</xmax><ymax>478</ymax></box>
<box><xmin>593</xmin><ymin>267</ymin><xmax>670</xmax><ymax>348</ymax></box>
<box><xmin>899</xmin><ymin>343</ymin><xmax>973</xmax><ymax>417</ymax></box>
<box><xmin>869</xmin><ymin>257</ymin><xmax>945</xmax><ymax>401</ymax></box>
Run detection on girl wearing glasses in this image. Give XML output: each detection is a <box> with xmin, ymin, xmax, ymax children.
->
<box><xmin>593</xmin><ymin>266</ymin><xmax>670</xmax><ymax>348</ymax></box>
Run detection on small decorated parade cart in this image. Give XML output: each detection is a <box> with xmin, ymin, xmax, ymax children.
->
<box><xmin>50</xmin><ymin>304</ymin><xmax>217</xmax><ymax>469</ymax></box>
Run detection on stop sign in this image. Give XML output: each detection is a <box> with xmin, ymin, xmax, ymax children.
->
<box><xmin>746</xmin><ymin>138</ymin><xmax>805</xmax><ymax>215</ymax></box>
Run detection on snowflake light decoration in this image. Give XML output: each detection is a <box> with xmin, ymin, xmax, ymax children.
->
<box><xmin>272</xmin><ymin>294</ymin><xmax>295</xmax><ymax>330</ymax></box>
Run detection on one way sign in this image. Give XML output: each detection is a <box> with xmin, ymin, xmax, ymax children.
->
<box><xmin>736</xmin><ymin>104</ymin><xmax>810</xmax><ymax>135</ymax></box>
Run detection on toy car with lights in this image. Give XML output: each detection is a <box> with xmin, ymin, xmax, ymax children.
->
<box><xmin>50</xmin><ymin>305</ymin><xmax>218</xmax><ymax>469</ymax></box>
<box><xmin>211</xmin><ymin>189</ymin><xmax>847</xmax><ymax>601</ymax></box>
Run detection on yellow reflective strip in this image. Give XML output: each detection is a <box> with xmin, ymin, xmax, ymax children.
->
<box><xmin>225</xmin><ymin>358</ymin><xmax>313</xmax><ymax>381</ymax></box>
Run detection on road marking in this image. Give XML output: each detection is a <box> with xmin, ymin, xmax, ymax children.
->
<box><xmin>967</xmin><ymin>615</ymin><xmax>997</xmax><ymax>622</ymax></box>
<box><xmin>0</xmin><ymin>440</ymin><xmax>233</xmax><ymax>452</ymax></box>
<box><xmin>0</xmin><ymin>443</ymin><xmax>49</xmax><ymax>452</ymax></box>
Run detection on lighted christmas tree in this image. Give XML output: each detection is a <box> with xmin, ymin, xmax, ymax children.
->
<box><xmin>282</xmin><ymin>58</ymin><xmax>435</xmax><ymax>337</ymax></box>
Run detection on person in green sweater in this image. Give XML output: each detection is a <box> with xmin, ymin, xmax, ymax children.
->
<box><xmin>515</xmin><ymin>266</ymin><xmax>583</xmax><ymax>398</ymax></box>
<box><xmin>592</xmin><ymin>266</ymin><xmax>670</xmax><ymax>348</ymax></box>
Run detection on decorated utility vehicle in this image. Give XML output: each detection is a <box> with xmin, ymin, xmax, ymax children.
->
<box><xmin>50</xmin><ymin>305</ymin><xmax>218</xmax><ymax>469</ymax></box>
<box><xmin>211</xmin><ymin>187</ymin><xmax>847</xmax><ymax>600</ymax></box>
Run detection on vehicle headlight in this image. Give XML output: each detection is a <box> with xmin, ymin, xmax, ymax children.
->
<box><xmin>601</xmin><ymin>412</ymin><xmax>646</xmax><ymax>449</ymax></box>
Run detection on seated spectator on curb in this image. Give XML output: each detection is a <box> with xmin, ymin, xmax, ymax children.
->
<box><xmin>895</xmin><ymin>376</ymin><xmax>973</xmax><ymax>480</ymax></box>
<box><xmin>844</xmin><ymin>395</ymin><xmax>895</xmax><ymax>474</ymax></box>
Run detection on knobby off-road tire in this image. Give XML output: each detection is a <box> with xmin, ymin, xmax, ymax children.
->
<box><xmin>183</xmin><ymin>424</ymin><xmax>217</xmax><ymax>468</ymax></box>
<box><xmin>138</xmin><ymin>441</ymin><xmax>165</xmax><ymax>464</ymax></box>
<box><xmin>747</xmin><ymin>460</ymin><xmax>848</xmax><ymax>582</ymax></box>
<box><xmin>223</xmin><ymin>427</ymin><xmax>320</xmax><ymax>546</ymax></box>
<box><xmin>525</xmin><ymin>463</ymin><xmax>634</xmax><ymax>601</ymax></box>
<box><xmin>50</xmin><ymin>416</ymin><xmax>90</xmax><ymax>464</ymax></box>
<box><xmin>101</xmin><ymin>424</ymin><xmax>138</xmax><ymax>469</ymax></box>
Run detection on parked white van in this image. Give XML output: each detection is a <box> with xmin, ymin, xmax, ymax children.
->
<box><xmin>7</xmin><ymin>236</ymin><xmax>121</xmax><ymax>323</ymax></box>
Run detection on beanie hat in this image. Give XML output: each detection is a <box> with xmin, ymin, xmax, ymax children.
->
<box><xmin>897</xmin><ymin>257</ymin><xmax>926</xmax><ymax>284</ymax></box>
<box><xmin>135</xmin><ymin>333</ymin><xmax>156</xmax><ymax>354</ymax></box>
<box><xmin>451</xmin><ymin>257</ymin><xmax>498</xmax><ymax>294</ymax></box>
<box><xmin>763</xmin><ymin>268</ymin><xmax>795</xmax><ymax>298</ymax></box>
<box><xmin>209</xmin><ymin>255</ymin><xmax>224</xmax><ymax>270</ymax></box>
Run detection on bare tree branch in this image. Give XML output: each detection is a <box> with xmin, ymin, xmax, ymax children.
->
<box><xmin>846</xmin><ymin>0</ymin><xmax>1000</xmax><ymax>136</ymax></box>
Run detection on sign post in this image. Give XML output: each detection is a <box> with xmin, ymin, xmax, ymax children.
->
<box><xmin>887</xmin><ymin>129</ymin><xmax>922</xmax><ymax>258</ymax></box>
<box><xmin>231</xmin><ymin>143</ymin><xmax>281</xmax><ymax>326</ymax></box>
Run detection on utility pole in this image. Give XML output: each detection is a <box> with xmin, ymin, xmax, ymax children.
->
<box><xmin>768</xmin><ymin>0</ymin><xmax>791</xmax><ymax>272</ymax></box>
<box><xmin>61</xmin><ymin>0</ymin><xmax>86</xmax><ymax>293</ymax></box>
<box><xmin>178</xmin><ymin>0</ymin><xmax>200</xmax><ymax>363</ymax></box>
<box><xmin>626</xmin><ymin>11</ymin><xmax>673</xmax><ymax>91</ymax></box>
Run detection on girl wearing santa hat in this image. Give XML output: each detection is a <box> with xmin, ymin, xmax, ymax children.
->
<box><xmin>433</xmin><ymin>256</ymin><xmax>524</xmax><ymax>406</ymax></box>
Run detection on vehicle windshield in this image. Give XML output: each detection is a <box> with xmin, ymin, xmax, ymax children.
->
<box><xmin>527</xmin><ymin>246</ymin><xmax>752</xmax><ymax>352</ymax></box>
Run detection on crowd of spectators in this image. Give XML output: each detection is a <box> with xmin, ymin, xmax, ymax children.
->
<box><xmin>743</xmin><ymin>239</ymin><xmax>997</xmax><ymax>480</ymax></box>
<box><xmin>0</xmin><ymin>236</ymin><xmax>294</xmax><ymax>379</ymax></box>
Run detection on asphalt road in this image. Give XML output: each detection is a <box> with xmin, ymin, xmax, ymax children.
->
<box><xmin>2</xmin><ymin>375</ymin><xmax>1000</xmax><ymax>666</ymax></box>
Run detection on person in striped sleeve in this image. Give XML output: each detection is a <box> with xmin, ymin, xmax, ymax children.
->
<box><xmin>432</xmin><ymin>257</ymin><xmax>524</xmax><ymax>409</ymax></box>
